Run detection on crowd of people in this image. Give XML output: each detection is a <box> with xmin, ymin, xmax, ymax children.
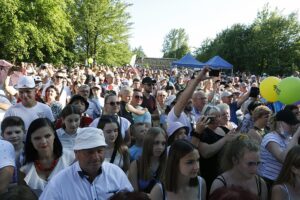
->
<box><xmin>0</xmin><ymin>62</ymin><xmax>300</xmax><ymax>200</ymax></box>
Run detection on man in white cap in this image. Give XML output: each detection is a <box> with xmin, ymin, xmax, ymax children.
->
<box><xmin>4</xmin><ymin>76</ymin><xmax>54</xmax><ymax>132</ymax></box>
<box><xmin>40</xmin><ymin>127</ymin><xmax>133</xmax><ymax>200</ymax></box>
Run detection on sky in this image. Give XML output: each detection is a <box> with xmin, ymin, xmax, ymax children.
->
<box><xmin>126</xmin><ymin>0</ymin><xmax>300</xmax><ymax>58</ymax></box>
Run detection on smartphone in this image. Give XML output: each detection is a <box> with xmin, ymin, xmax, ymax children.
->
<box><xmin>209</xmin><ymin>69</ymin><xmax>220</xmax><ymax>77</ymax></box>
<box><xmin>249</xmin><ymin>87</ymin><xmax>260</xmax><ymax>98</ymax></box>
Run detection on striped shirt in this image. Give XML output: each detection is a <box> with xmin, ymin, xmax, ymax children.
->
<box><xmin>258</xmin><ymin>132</ymin><xmax>288</xmax><ymax>180</ymax></box>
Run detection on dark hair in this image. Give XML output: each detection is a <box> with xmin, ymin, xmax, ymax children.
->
<box><xmin>98</xmin><ymin>115</ymin><xmax>128</xmax><ymax>171</ymax></box>
<box><xmin>60</xmin><ymin>104</ymin><xmax>81</xmax><ymax>119</ymax></box>
<box><xmin>1</xmin><ymin>116</ymin><xmax>25</xmax><ymax>134</ymax></box>
<box><xmin>247</xmin><ymin>101</ymin><xmax>263</xmax><ymax>114</ymax></box>
<box><xmin>68</xmin><ymin>94</ymin><xmax>89</xmax><ymax>111</ymax></box>
<box><xmin>165</xmin><ymin>139</ymin><xmax>198</xmax><ymax>192</ymax></box>
<box><xmin>60</xmin><ymin>104</ymin><xmax>81</xmax><ymax>129</ymax></box>
<box><xmin>109</xmin><ymin>190</ymin><xmax>150</xmax><ymax>200</ymax></box>
<box><xmin>0</xmin><ymin>185</ymin><xmax>38</xmax><ymax>200</ymax></box>
<box><xmin>209</xmin><ymin>186</ymin><xmax>259</xmax><ymax>200</ymax></box>
<box><xmin>276</xmin><ymin>146</ymin><xmax>300</xmax><ymax>187</ymax></box>
<box><xmin>45</xmin><ymin>85</ymin><xmax>60</xmax><ymax>101</ymax></box>
<box><xmin>24</xmin><ymin>118</ymin><xmax>62</xmax><ymax>163</ymax></box>
<box><xmin>284</xmin><ymin>105</ymin><xmax>299</xmax><ymax>112</ymax></box>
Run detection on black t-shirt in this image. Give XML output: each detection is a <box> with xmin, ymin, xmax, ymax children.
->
<box><xmin>141</xmin><ymin>95</ymin><xmax>157</xmax><ymax>114</ymax></box>
<box><xmin>199</xmin><ymin>126</ymin><xmax>229</xmax><ymax>192</ymax></box>
<box><xmin>118</xmin><ymin>101</ymin><xmax>134</xmax><ymax>124</ymax></box>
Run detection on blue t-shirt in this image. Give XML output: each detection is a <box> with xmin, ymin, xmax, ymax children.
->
<box><xmin>230</xmin><ymin>101</ymin><xmax>239</xmax><ymax>125</ymax></box>
<box><xmin>129</xmin><ymin>145</ymin><xmax>142</xmax><ymax>161</ymax></box>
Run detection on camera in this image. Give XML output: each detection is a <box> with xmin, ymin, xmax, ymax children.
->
<box><xmin>209</xmin><ymin>69</ymin><xmax>220</xmax><ymax>77</ymax></box>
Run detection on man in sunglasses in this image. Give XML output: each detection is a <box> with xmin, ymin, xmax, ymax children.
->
<box><xmin>130</xmin><ymin>89</ymin><xmax>151</xmax><ymax>125</ymax></box>
<box><xmin>41</xmin><ymin>69</ymin><xmax>71</xmax><ymax>107</ymax></box>
<box><xmin>141</xmin><ymin>77</ymin><xmax>160</xmax><ymax>122</ymax></box>
<box><xmin>89</xmin><ymin>93</ymin><xmax>131</xmax><ymax>145</ymax></box>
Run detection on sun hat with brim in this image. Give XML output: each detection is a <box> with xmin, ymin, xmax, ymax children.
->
<box><xmin>167</xmin><ymin>122</ymin><xmax>189</xmax><ymax>138</ymax></box>
<box><xmin>276</xmin><ymin>109</ymin><xmax>299</xmax><ymax>125</ymax></box>
<box><xmin>73</xmin><ymin>127</ymin><xmax>107</xmax><ymax>150</ymax></box>
<box><xmin>69</xmin><ymin>95</ymin><xmax>89</xmax><ymax>111</ymax></box>
<box><xmin>14</xmin><ymin>76</ymin><xmax>36</xmax><ymax>89</ymax></box>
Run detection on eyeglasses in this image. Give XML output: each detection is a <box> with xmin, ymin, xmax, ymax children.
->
<box><xmin>246</xmin><ymin>161</ymin><xmax>261</xmax><ymax>167</ymax></box>
<box><xmin>106</xmin><ymin>101</ymin><xmax>120</xmax><ymax>106</ymax></box>
<box><xmin>134</xmin><ymin>95</ymin><xmax>143</xmax><ymax>100</ymax></box>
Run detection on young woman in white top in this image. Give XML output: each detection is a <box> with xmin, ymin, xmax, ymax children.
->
<box><xmin>150</xmin><ymin>139</ymin><xmax>206</xmax><ymax>200</ymax></box>
<box><xmin>98</xmin><ymin>115</ymin><xmax>130</xmax><ymax>172</ymax></box>
<box><xmin>272</xmin><ymin>146</ymin><xmax>300</xmax><ymax>200</ymax></box>
<box><xmin>20</xmin><ymin>118</ymin><xmax>74</xmax><ymax>195</ymax></box>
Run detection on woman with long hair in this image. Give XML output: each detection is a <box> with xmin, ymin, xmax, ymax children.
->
<box><xmin>150</xmin><ymin>139</ymin><xmax>206</xmax><ymax>200</ymax></box>
<box><xmin>128</xmin><ymin>127</ymin><xmax>167</xmax><ymax>193</ymax></box>
<box><xmin>20</xmin><ymin>118</ymin><xmax>74</xmax><ymax>194</ymax></box>
<box><xmin>98</xmin><ymin>115</ymin><xmax>130</xmax><ymax>172</ymax></box>
<box><xmin>272</xmin><ymin>146</ymin><xmax>300</xmax><ymax>200</ymax></box>
<box><xmin>210</xmin><ymin>135</ymin><xmax>268</xmax><ymax>199</ymax></box>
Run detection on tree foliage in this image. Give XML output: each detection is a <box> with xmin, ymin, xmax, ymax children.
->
<box><xmin>162</xmin><ymin>28</ymin><xmax>190</xmax><ymax>59</ymax></box>
<box><xmin>132</xmin><ymin>46</ymin><xmax>146</xmax><ymax>59</ymax></box>
<box><xmin>195</xmin><ymin>5</ymin><xmax>300</xmax><ymax>75</ymax></box>
<box><xmin>0</xmin><ymin>0</ymin><xmax>132</xmax><ymax>66</ymax></box>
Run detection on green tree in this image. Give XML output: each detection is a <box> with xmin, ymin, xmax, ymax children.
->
<box><xmin>132</xmin><ymin>46</ymin><xmax>146</xmax><ymax>59</ymax></box>
<box><xmin>195</xmin><ymin>5</ymin><xmax>300</xmax><ymax>75</ymax></box>
<box><xmin>72</xmin><ymin>0</ymin><xmax>132</xmax><ymax>66</ymax></box>
<box><xmin>0</xmin><ymin>0</ymin><xmax>75</xmax><ymax>64</ymax></box>
<box><xmin>162</xmin><ymin>28</ymin><xmax>190</xmax><ymax>59</ymax></box>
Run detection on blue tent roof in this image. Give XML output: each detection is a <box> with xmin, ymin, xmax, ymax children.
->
<box><xmin>172</xmin><ymin>53</ymin><xmax>205</xmax><ymax>68</ymax></box>
<box><xmin>205</xmin><ymin>55</ymin><xmax>233</xmax><ymax>69</ymax></box>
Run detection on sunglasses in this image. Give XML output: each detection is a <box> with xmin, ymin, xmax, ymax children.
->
<box><xmin>56</xmin><ymin>76</ymin><xmax>64</xmax><ymax>79</ymax></box>
<box><xmin>246</xmin><ymin>161</ymin><xmax>261</xmax><ymax>167</ymax></box>
<box><xmin>106</xmin><ymin>101</ymin><xmax>120</xmax><ymax>106</ymax></box>
<box><xmin>134</xmin><ymin>95</ymin><xmax>143</xmax><ymax>100</ymax></box>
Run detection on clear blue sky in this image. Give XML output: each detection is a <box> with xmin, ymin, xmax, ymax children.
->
<box><xmin>126</xmin><ymin>0</ymin><xmax>299</xmax><ymax>58</ymax></box>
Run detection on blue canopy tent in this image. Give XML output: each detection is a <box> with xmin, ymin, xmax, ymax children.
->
<box><xmin>205</xmin><ymin>55</ymin><xmax>233</xmax><ymax>69</ymax></box>
<box><xmin>171</xmin><ymin>53</ymin><xmax>205</xmax><ymax>68</ymax></box>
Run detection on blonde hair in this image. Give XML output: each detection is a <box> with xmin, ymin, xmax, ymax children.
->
<box><xmin>252</xmin><ymin>105</ymin><xmax>272</xmax><ymax>121</ymax></box>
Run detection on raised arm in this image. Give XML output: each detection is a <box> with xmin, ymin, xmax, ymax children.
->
<box><xmin>173</xmin><ymin>67</ymin><xmax>210</xmax><ymax>117</ymax></box>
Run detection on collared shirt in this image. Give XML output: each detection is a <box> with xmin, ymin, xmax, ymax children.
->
<box><xmin>57</xmin><ymin>128</ymin><xmax>81</xmax><ymax>151</ymax></box>
<box><xmin>39</xmin><ymin>161</ymin><xmax>133</xmax><ymax>200</ymax></box>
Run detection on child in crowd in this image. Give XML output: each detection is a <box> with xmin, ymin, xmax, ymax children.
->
<box><xmin>129</xmin><ymin>122</ymin><xmax>148</xmax><ymax>161</ymax></box>
<box><xmin>1</xmin><ymin>116</ymin><xmax>26</xmax><ymax>183</ymax></box>
<box><xmin>56</xmin><ymin>105</ymin><xmax>81</xmax><ymax>151</ymax></box>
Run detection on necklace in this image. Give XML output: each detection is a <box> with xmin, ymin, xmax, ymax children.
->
<box><xmin>35</xmin><ymin>158</ymin><xmax>58</xmax><ymax>172</ymax></box>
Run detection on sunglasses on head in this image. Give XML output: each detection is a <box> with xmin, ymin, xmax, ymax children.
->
<box><xmin>134</xmin><ymin>95</ymin><xmax>143</xmax><ymax>100</ymax></box>
<box><xmin>106</xmin><ymin>101</ymin><xmax>120</xmax><ymax>106</ymax></box>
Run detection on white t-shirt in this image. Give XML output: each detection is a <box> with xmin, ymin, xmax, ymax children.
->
<box><xmin>4</xmin><ymin>102</ymin><xmax>55</xmax><ymax>132</ymax></box>
<box><xmin>167</xmin><ymin>107</ymin><xmax>192</xmax><ymax>135</ymax></box>
<box><xmin>89</xmin><ymin>116</ymin><xmax>131</xmax><ymax>139</ymax></box>
<box><xmin>0</xmin><ymin>140</ymin><xmax>15</xmax><ymax>169</ymax></box>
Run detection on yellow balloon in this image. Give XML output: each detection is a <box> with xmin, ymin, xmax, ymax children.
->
<box><xmin>259</xmin><ymin>76</ymin><xmax>281</xmax><ymax>102</ymax></box>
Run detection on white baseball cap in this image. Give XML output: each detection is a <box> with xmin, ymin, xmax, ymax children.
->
<box><xmin>73</xmin><ymin>127</ymin><xmax>107</xmax><ymax>150</ymax></box>
<box><xmin>14</xmin><ymin>76</ymin><xmax>36</xmax><ymax>89</ymax></box>
<box><xmin>220</xmin><ymin>91</ymin><xmax>233</xmax><ymax>98</ymax></box>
